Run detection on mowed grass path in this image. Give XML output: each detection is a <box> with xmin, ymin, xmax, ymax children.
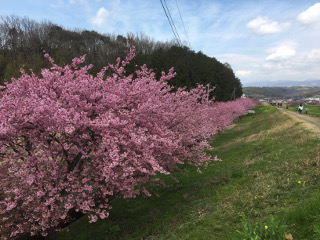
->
<box><xmin>57</xmin><ymin>104</ymin><xmax>320</xmax><ymax>240</ymax></box>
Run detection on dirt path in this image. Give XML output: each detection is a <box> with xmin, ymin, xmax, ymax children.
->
<box><xmin>277</xmin><ymin>107</ymin><xmax>320</xmax><ymax>136</ymax></box>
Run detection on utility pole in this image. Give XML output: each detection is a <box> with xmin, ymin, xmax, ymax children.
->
<box><xmin>231</xmin><ymin>87</ymin><xmax>236</xmax><ymax>100</ymax></box>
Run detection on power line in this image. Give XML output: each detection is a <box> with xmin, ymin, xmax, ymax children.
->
<box><xmin>175</xmin><ymin>0</ymin><xmax>191</xmax><ymax>48</ymax></box>
<box><xmin>163</xmin><ymin>0</ymin><xmax>182</xmax><ymax>45</ymax></box>
<box><xmin>160</xmin><ymin>0</ymin><xmax>182</xmax><ymax>46</ymax></box>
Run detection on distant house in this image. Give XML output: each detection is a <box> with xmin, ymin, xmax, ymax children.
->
<box><xmin>306</xmin><ymin>97</ymin><xmax>320</xmax><ymax>102</ymax></box>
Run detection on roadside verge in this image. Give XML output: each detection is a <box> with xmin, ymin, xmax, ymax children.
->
<box><xmin>277</xmin><ymin>107</ymin><xmax>320</xmax><ymax>135</ymax></box>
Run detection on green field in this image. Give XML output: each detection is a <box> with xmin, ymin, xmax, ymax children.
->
<box><xmin>57</xmin><ymin>104</ymin><xmax>320</xmax><ymax>240</ymax></box>
<box><xmin>288</xmin><ymin>104</ymin><xmax>320</xmax><ymax>118</ymax></box>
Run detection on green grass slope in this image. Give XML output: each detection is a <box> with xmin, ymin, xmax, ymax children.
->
<box><xmin>57</xmin><ymin>105</ymin><xmax>320</xmax><ymax>240</ymax></box>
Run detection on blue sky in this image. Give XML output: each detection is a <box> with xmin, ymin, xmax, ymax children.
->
<box><xmin>1</xmin><ymin>0</ymin><xmax>320</xmax><ymax>86</ymax></box>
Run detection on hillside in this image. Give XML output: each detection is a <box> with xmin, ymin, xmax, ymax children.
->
<box><xmin>55</xmin><ymin>105</ymin><xmax>320</xmax><ymax>240</ymax></box>
<box><xmin>0</xmin><ymin>15</ymin><xmax>242</xmax><ymax>101</ymax></box>
<box><xmin>243</xmin><ymin>86</ymin><xmax>320</xmax><ymax>99</ymax></box>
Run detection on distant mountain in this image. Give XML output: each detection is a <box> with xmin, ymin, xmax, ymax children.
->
<box><xmin>243</xmin><ymin>80</ymin><xmax>320</xmax><ymax>87</ymax></box>
<box><xmin>243</xmin><ymin>86</ymin><xmax>320</xmax><ymax>99</ymax></box>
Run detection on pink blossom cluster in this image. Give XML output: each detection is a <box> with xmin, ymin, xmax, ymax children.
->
<box><xmin>0</xmin><ymin>47</ymin><xmax>256</xmax><ymax>239</ymax></box>
<box><xmin>207</xmin><ymin>98</ymin><xmax>256</xmax><ymax>132</ymax></box>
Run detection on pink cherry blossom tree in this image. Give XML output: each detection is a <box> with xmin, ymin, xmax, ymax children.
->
<box><xmin>0</xmin><ymin>47</ymin><xmax>256</xmax><ymax>239</ymax></box>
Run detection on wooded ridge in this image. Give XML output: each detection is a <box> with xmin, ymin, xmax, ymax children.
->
<box><xmin>0</xmin><ymin>15</ymin><xmax>242</xmax><ymax>101</ymax></box>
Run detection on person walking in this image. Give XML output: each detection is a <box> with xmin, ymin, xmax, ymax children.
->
<box><xmin>298</xmin><ymin>103</ymin><xmax>303</xmax><ymax>114</ymax></box>
<box><xmin>305</xmin><ymin>106</ymin><xmax>308</xmax><ymax>114</ymax></box>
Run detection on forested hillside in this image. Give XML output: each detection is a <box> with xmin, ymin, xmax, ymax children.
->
<box><xmin>0</xmin><ymin>15</ymin><xmax>242</xmax><ymax>101</ymax></box>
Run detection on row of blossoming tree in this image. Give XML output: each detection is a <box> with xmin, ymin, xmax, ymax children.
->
<box><xmin>0</xmin><ymin>47</ymin><xmax>256</xmax><ymax>239</ymax></box>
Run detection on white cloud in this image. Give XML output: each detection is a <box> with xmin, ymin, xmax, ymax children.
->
<box><xmin>247</xmin><ymin>16</ymin><xmax>291</xmax><ymax>35</ymax></box>
<box><xmin>214</xmin><ymin>47</ymin><xmax>320</xmax><ymax>85</ymax></box>
<box><xmin>50</xmin><ymin>0</ymin><xmax>89</xmax><ymax>8</ymax></box>
<box><xmin>90</xmin><ymin>7</ymin><xmax>111</xmax><ymax>27</ymax></box>
<box><xmin>266</xmin><ymin>46</ymin><xmax>296</xmax><ymax>61</ymax></box>
<box><xmin>308</xmin><ymin>48</ymin><xmax>320</xmax><ymax>59</ymax></box>
<box><xmin>236</xmin><ymin>70</ymin><xmax>252</xmax><ymax>77</ymax></box>
<box><xmin>262</xmin><ymin>48</ymin><xmax>320</xmax><ymax>82</ymax></box>
<box><xmin>50</xmin><ymin>0</ymin><xmax>64</xmax><ymax>8</ymax></box>
<box><xmin>297</xmin><ymin>3</ymin><xmax>320</xmax><ymax>24</ymax></box>
<box><xmin>215</xmin><ymin>53</ymin><xmax>264</xmax><ymax>83</ymax></box>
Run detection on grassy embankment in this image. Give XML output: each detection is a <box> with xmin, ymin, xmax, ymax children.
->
<box><xmin>57</xmin><ymin>104</ymin><xmax>320</xmax><ymax>240</ymax></box>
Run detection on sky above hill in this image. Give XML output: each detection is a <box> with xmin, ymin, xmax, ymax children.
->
<box><xmin>1</xmin><ymin>0</ymin><xmax>320</xmax><ymax>86</ymax></box>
